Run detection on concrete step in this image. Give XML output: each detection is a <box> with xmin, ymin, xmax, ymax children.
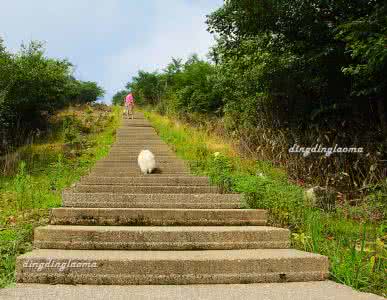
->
<box><xmin>107</xmin><ymin>150</ymin><xmax>173</xmax><ymax>154</ymax></box>
<box><xmin>121</xmin><ymin>117</ymin><xmax>149</xmax><ymax>121</ymax></box>
<box><xmin>107</xmin><ymin>151</ymin><xmax>175</xmax><ymax>156</ymax></box>
<box><xmin>121</xmin><ymin>113</ymin><xmax>145</xmax><ymax>117</ymax></box>
<box><xmin>116</xmin><ymin>128</ymin><xmax>157</xmax><ymax>133</ymax></box>
<box><xmin>120</xmin><ymin>120</ymin><xmax>151</xmax><ymax>123</ymax></box>
<box><xmin>93</xmin><ymin>163</ymin><xmax>186</xmax><ymax>169</ymax></box>
<box><xmin>93</xmin><ymin>164</ymin><xmax>186</xmax><ymax>170</ymax></box>
<box><xmin>114</xmin><ymin>135</ymin><xmax>160</xmax><ymax>139</ymax></box>
<box><xmin>100</xmin><ymin>157</ymin><xmax>181</xmax><ymax>162</ymax></box>
<box><xmin>116</xmin><ymin>130</ymin><xmax>157</xmax><ymax>134</ymax></box>
<box><xmin>121</xmin><ymin>118</ymin><xmax>147</xmax><ymax>121</ymax></box>
<box><xmin>115</xmin><ymin>142</ymin><xmax>165</xmax><ymax>145</ymax></box>
<box><xmin>49</xmin><ymin>208</ymin><xmax>267</xmax><ymax>226</ymax></box>
<box><xmin>121</xmin><ymin>120</ymin><xmax>152</xmax><ymax>129</ymax></box>
<box><xmin>110</xmin><ymin>143</ymin><xmax>170</xmax><ymax>148</ymax></box>
<box><xmin>88</xmin><ymin>171</ymin><xmax>191</xmax><ymax>177</ymax></box>
<box><xmin>115</xmin><ymin>130</ymin><xmax>157</xmax><ymax>133</ymax></box>
<box><xmin>115</xmin><ymin>139</ymin><xmax>162</xmax><ymax>144</ymax></box>
<box><xmin>115</xmin><ymin>135</ymin><xmax>160</xmax><ymax>139</ymax></box>
<box><xmin>80</xmin><ymin>176</ymin><xmax>210</xmax><ymax>186</ymax></box>
<box><xmin>90</xmin><ymin>166</ymin><xmax>189</xmax><ymax>174</ymax></box>
<box><xmin>89</xmin><ymin>169</ymin><xmax>189</xmax><ymax>176</ymax></box>
<box><xmin>120</xmin><ymin>120</ymin><xmax>151</xmax><ymax>124</ymax></box>
<box><xmin>104</xmin><ymin>157</ymin><xmax>177</xmax><ymax>162</ymax></box>
<box><xmin>119</xmin><ymin>126</ymin><xmax>153</xmax><ymax>129</ymax></box>
<box><xmin>109</xmin><ymin>146</ymin><xmax>173</xmax><ymax>151</ymax></box>
<box><xmin>72</xmin><ymin>185</ymin><xmax>219</xmax><ymax>194</ymax></box>
<box><xmin>16</xmin><ymin>248</ymin><xmax>329</xmax><ymax>285</ymax></box>
<box><xmin>108</xmin><ymin>149</ymin><xmax>175</xmax><ymax>154</ymax></box>
<box><xmin>114</xmin><ymin>139</ymin><xmax>166</xmax><ymax>146</ymax></box>
<box><xmin>113</xmin><ymin>143</ymin><xmax>169</xmax><ymax>147</ymax></box>
<box><xmin>99</xmin><ymin>158</ymin><xmax>180</xmax><ymax>162</ymax></box>
<box><xmin>62</xmin><ymin>192</ymin><xmax>242</xmax><ymax>208</ymax></box>
<box><xmin>1</xmin><ymin>282</ymin><xmax>384</xmax><ymax>300</ymax></box>
<box><xmin>91</xmin><ymin>163</ymin><xmax>187</xmax><ymax>169</ymax></box>
<box><xmin>33</xmin><ymin>225</ymin><xmax>290</xmax><ymax>250</ymax></box>
<box><xmin>115</xmin><ymin>137</ymin><xmax>161</xmax><ymax>141</ymax></box>
<box><xmin>108</xmin><ymin>147</ymin><xmax>173</xmax><ymax>151</ymax></box>
<box><xmin>94</xmin><ymin>161</ymin><xmax>186</xmax><ymax>167</ymax></box>
<box><xmin>114</xmin><ymin>139</ymin><xmax>164</xmax><ymax>144</ymax></box>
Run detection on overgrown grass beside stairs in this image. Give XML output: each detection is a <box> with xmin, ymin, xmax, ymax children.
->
<box><xmin>0</xmin><ymin>105</ymin><xmax>121</xmax><ymax>287</ymax></box>
<box><xmin>144</xmin><ymin>110</ymin><xmax>386</xmax><ymax>297</ymax></box>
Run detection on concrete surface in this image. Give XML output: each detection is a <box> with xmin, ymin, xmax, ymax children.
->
<box><xmin>72</xmin><ymin>185</ymin><xmax>218</xmax><ymax>194</ymax></box>
<box><xmin>16</xmin><ymin>249</ymin><xmax>328</xmax><ymax>285</ymax></box>
<box><xmin>79</xmin><ymin>176</ymin><xmax>210</xmax><ymax>186</ymax></box>
<box><xmin>33</xmin><ymin>225</ymin><xmax>290</xmax><ymax>250</ymax></box>
<box><xmin>1</xmin><ymin>281</ymin><xmax>384</xmax><ymax>300</ymax></box>
<box><xmin>62</xmin><ymin>192</ymin><xmax>242</xmax><ymax>208</ymax></box>
<box><xmin>49</xmin><ymin>208</ymin><xmax>268</xmax><ymax>226</ymax></box>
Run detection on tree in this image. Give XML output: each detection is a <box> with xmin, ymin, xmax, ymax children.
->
<box><xmin>127</xmin><ymin>71</ymin><xmax>163</xmax><ymax>105</ymax></box>
<box><xmin>76</xmin><ymin>81</ymin><xmax>105</xmax><ymax>104</ymax></box>
<box><xmin>0</xmin><ymin>38</ymin><xmax>105</xmax><ymax>151</ymax></box>
<box><xmin>173</xmin><ymin>57</ymin><xmax>221</xmax><ymax>114</ymax></box>
<box><xmin>112</xmin><ymin>90</ymin><xmax>129</xmax><ymax>106</ymax></box>
<box><xmin>337</xmin><ymin>3</ymin><xmax>387</xmax><ymax>133</ymax></box>
<box><xmin>206</xmin><ymin>0</ymin><xmax>386</xmax><ymax>131</ymax></box>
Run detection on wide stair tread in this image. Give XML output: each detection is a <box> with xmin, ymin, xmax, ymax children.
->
<box><xmin>79</xmin><ymin>176</ymin><xmax>211</xmax><ymax>185</ymax></box>
<box><xmin>62</xmin><ymin>192</ymin><xmax>242</xmax><ymax>208</ymax></box>
<box><xmin>49</xmin><ymin>208</ymin><xmax>267</xmax><ymax>226</ymax></box>
<box><xmin>72</xmin><ymin>185</ymin><xmax>219</xmax><ymax>193</ymax></box>
<box><xmin>16</xmin><ymin>248</ymin><xmax>329</xmax><ymax>285</ymax></box>
<box><xmin>33</xmin><ymin>225</ymin><xmax>290</xmax><ymax>250</ymax></box>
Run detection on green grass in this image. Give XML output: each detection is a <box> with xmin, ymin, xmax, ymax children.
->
<box><xmin>0</xmin><ymin>105</ymin><xmax>121</xmax><ymax>287</ymax></box>
<box><xmin>144</xmin><ymin>110</ymin><xmax>386</xmax><ymax>297</ymax></box>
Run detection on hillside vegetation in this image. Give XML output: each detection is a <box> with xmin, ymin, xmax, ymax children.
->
<box><xmin>0</xmin><ymin>37</ymin><xmax>111</xmax><ymax>287</ymax></box>
<box><xmin>0</xmin><ymin>105</ymin><xmax>120</xmax><ymax>287</ymax></box>
<box><xmin>0</xmin><ymin>39</ymin><xmax>104</xmax><ymax>153</ymax></box>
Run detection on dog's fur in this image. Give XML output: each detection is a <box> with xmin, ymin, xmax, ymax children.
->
<box><xmin>138</xmin><ymin>150</ymin><xmax>156</xmax><ymax>174</ymax></box>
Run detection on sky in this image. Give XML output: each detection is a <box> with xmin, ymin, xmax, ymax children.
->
<box><xmin>0</xmin><ymin>0</ymin><xmax>223</xmax><ymax>103</ymax></box>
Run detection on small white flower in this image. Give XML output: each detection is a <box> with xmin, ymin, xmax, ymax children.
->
<box><xmin>213</xmin><ymin>152</ymin><xmax>220</xmax><ymax>157</ymax></box>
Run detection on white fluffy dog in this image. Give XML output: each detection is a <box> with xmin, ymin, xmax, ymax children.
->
<box><xmin>138</xmin><ymin>150</ymin><xmax>156</xmax><ymax>174</ymax></box>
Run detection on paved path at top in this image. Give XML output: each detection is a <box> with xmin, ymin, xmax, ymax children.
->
<box><xmin>1</xmin><ymin>112</ymin><xmax>382</xmax><ymax>299</ymax></box>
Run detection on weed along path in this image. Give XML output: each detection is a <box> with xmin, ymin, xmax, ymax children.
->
<box><xmin>1</xmin><ymin>112</ymin><xmax>383</xmax><ymax>299</ymax></box>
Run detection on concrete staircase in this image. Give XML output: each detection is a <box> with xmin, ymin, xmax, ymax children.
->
<box><xmin>16</xmin><ymin>112</ymin><xmax>329</xmax><ymax>286</ymax></box>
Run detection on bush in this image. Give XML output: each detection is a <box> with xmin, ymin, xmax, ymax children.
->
<box><xmin>0</xmin><ymin>38</ymin><xmax>104</xmax><ymax>152</ymax></box>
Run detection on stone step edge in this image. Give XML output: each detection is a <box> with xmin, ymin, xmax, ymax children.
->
<box><xmin>16</xmin><ymin>249</ymin><xmax>329</xmax><ymax>285</ymax></box>
<box><xmin>33</xmin><ymin>225</ymin><xmax>290</xmax><ymax>250</ymax></box>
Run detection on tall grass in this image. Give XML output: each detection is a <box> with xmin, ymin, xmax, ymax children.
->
<box><xmin>171</xmin><ymin>111</ymin><xmax>386</xmax><ymax>203</ymax></box>
<box><xmin>145</xmin><ymin>110</ymin><xmax>386</xmax><ymax>297</ymax></box>
<box><xmin>0</xmin><ymin>104</ymin><xmax>121</xmax><ymax>287</ymax></box>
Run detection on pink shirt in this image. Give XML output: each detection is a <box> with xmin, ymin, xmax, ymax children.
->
<box><xmin>125</xmin><ymin>93</ymin><xmax>134</xmax><ymax>105</ymax></box>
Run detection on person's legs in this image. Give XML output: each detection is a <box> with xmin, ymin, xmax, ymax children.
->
<box><xmin>124</xmin><ymin>104</ymin><xmax>129</xmax><ymax>118</ymax></box>
<box><xmin>128</xmin><ymin>104</ymin><xmax>134</xmax><ymax>119</ymax></box>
